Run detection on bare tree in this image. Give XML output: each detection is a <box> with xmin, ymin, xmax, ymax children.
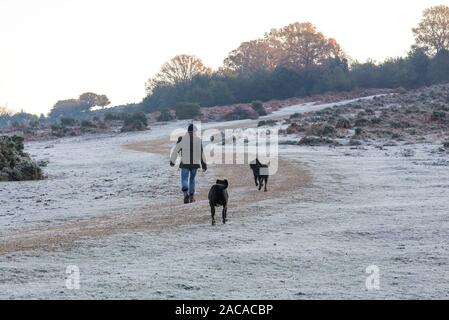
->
<box><xmin>146</xmin><ymin>54</ymin><xmax>212</xmax><ymax>94</ymax></box>
<box><xmin>413</xmin><ymin>5</ymin><xmax>449</xmax><ymax>55</ymax></box>
<box><xmin>1</xmin><ymin>106</ymin><xmax>10</xmax><ymax>117</ymax></box>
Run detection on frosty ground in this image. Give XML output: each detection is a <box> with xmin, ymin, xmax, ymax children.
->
<box><xmin>1</xmin><ymin>99</ymin><xmax>449</xmax><ymax>299</ymax></box>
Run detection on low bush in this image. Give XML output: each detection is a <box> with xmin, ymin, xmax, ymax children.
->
<box><xmin>60</xmin><ymin>117</ymin><xmax>77</xmax><ymax>126</ymax></box>
<box><xmin>298</xmin><ymin>136</ymin><xmax>334</xmax><ymax>146</ymax></box>
<box><xmin>251</xmin><ymin>101</ymin><xmax>267</xmax><ymax>116</ymax></box>
<box><xmin>0</xmin><ymin>135</ymin><xmax>44</xmax><ymax>181</ymax></box>
<box><xmin>81</xmin><ymin>120</ymin><xmax>96</xmax><ymax>128</ymax></box>
<box><xmin>121</xmin><ymin>112</ymin><xmax>148</xmax><ymax>132</ymax></box>
<box><xmin>157</xmin><ymin>109</ymin><xmax>174</xmax><ymax>122</ymax></box>
<box><xmin>430</xmin><ymin>111</ymin><xmax>446</xmax><ymax>121</ymax></box>
<box><xmin>308</xmin><ymin>123</ymin><xmax>336</xmax><ymax>137</ymax></box>
<box><xmin>224</xmin><ymin>107</ymin><xmax>258</xmax><ymax>121</ymax></box>
<box><xmin>335</xmin><ymin>117</ymin><xmax>351</xmax><ymax>129</ymax></box>
<box><xmin>104</xmin><ymin>112</ymin><xmax>124</xmax><ymax>121</ymax></box>
<box><xmin>354</xmin><ymin>118</ymin><xmax>370</xmax><ymax>127</ymax></box>
<box><xmin>257</xmin><ymin>119</ymin><xmax>277</xmax><ymax>127</ymax></box>
<box><xmin>174</xmin><ymin>102</ymin><xmax>202</xmax><ymax>120</ymax></box>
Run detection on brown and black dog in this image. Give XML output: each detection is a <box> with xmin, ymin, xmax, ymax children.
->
<box><xmin>250</xmin><ymin>159</ymin><xmax>269</xmax><ymax>192</ymax></box>
<box><xmin>208</xmin><ymin>179</ymin><xmax>229</xmax><ymax>225</ymax></box>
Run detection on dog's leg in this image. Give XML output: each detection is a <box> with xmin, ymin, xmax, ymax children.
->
<box><xmin>222</xmin><ymin>206</ymin><xmax>227</xmax><ymax>224</ymax></box>
<box><xmin>211</xmin><ymin>206</ymin><xmax>216</xmax><ymax>226</ymax></box>
<box><xmin>258</xmin><ymin>177</ymin><xmax>263</xmax><ymax>191</ymax></box>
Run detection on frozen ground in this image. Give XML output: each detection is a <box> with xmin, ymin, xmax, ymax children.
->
<box><xmin>1</xmin><ymin>98</ymin><xmax>449</xmax><ymax>299</ymax></box>
<box><xmin>0</xmin><ymin>132</ymin><xmax>174</xmax><ymax>231</ymax></box>
<box><xmin>0</xmin><ymin>120</ymin><xmax>203</xmax><ymax>232</ymax></box>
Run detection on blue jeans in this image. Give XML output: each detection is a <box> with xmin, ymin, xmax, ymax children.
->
<box><xmin>181</xmin><ymin>168</ymin><xmax>197</xmax><ymax>195</ymax></box>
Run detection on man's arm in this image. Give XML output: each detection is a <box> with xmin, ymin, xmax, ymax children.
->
<box><xmin>170</xmin><ymin>137</ymin><xmax>182</xmax><ymax>166</ymax></box>
<box><xmin>200</xmin><ymin>144</ymin><xmax>207</xmax><ymax>171</ymax></box>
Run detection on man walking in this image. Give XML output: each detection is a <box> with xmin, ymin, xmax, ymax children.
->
<box><xmin>170</xmin><ymin>124</ymin><xmax>207</xmax><ymax>203</ymax></box>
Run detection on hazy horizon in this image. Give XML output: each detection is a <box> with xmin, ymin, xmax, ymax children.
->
<box><xmin>1</xmin><ymin>0</ymin><xmax>447</xmax><ymax>115</ymax></box>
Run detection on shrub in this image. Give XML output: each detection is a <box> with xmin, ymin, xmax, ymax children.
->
<box><xmin>388</xmin><ymin>120</ymin><xmax>410</xmax><ymax>129</ymax></box>
<box><xmin>60</xmin><ymin>117</ymin><xmax>77</xmax><ymax>126</ymax></box>
<box><xmin>51</xmin><ymin>124</ymin><xmax>70</xmax><ymax>137</ymax></box>
<box><xmin>321</xmin><ymin>124</ymin><xmax>336</xmax><ymax>136</ymax></box>
<box><xmin>224</xmin><ymin>107</ymin><xmax>258</xmax><ymax>121</ymax></box>
<box><xmin>298</xmin><ymin>136</ymin><xmax>334</xmax><ymax>146</ymax></box>
<box><xmin>335</xmin><ymin>117</ymin><xmax>351</xmax><ymax>129</ymax></box>
<box><xmin>308</xmin><ymin>123</ymin><xmax>336</xmax><ymax>137</ymax></box>
<box><xmin>97</xmin><ymin>121</ymin><xmax>108</xmax><ymax>130</ymax></box>
<box><xmin>174</xmin><ymin>102</ymin><xmax>202</xmax><ymax>120</ymax></box>
<box><xmin>157</xmin><ymin>109</ymin><xmax>174</xmax><ymax>122</ymax></box>
<box><xmin>104</xmin><ymin>112</ymin><xmax>124</xmax><ymax>121</ymax></box>
<box><xmin>121</xmin><ymin>112</ymin><xmax>148</xmax><ymax>132</ymax></box>
<box><xmin>286</xmin><ymin>122</ymin><xmax>303</xmax><ymax>134</ymax></box>
<box><xmin>81</xmin><ymin>120</ymin><xmax>96</xmax><ymax>128</ymax></box>
<box><xmin>289</xmin><ymin>113</ymin><xmax>301</xmax><ymax>119</ymax></box>
<box><xmin>30</xmin><ymin>121</ymin><xmax>40</xmax><ymax>128</ymax></box>
<box><xmin>354</xmin><ymin>118</ymin><xmax>369</xmax><ymax>127</ymax></box>
<box><xmin>0</xmin><ymin>135</ymin><xmax>44</xmax><ymax>181</ymax></box>
<box><xmin>354</xmin><ymin>127</ymin><xmax>363</xmax><ymax>136</ymax></box>
<box><xmin>349</xmin><ymin>139</ymin><xmax>362</xmax><ymax>146</ymax></box>
<box><xmin>257</xmin><ymin>119</ymin><xmax>277</xmax><ymax>127</ymax></box>
<box><xmin>370</xmin><ymin>117</ymin><xmax>382</xmax><ymax>125</ymax></box>
<box><xmin>251</xmin><ymin>101</ymin><xmax>267</xmax><ymax>116</ymax></box>
<box><xmin>431</xmin><ymin>111</ymin><xmax>446</xmax><ymax>121</ymax></box>
<box><xmin>443</xmin><ymin>141</ymin><xmax>449</xmax><ymax>148</ymax></box>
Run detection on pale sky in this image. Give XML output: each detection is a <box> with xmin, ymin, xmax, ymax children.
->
<box><xmin>0</xmin><ymin>0</ymin><xmax>447</xmax><ymax>115</ymax></box>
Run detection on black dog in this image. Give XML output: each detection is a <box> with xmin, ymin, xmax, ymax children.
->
<box><xmin>249</xmin><ymin>159</ymin><xmax>269</xmax><ymax>192</ymax></box>
<box><xmin>208</xmin><ymin>179</ymin><xmax>229</xmax><ymax>225</ymax></box>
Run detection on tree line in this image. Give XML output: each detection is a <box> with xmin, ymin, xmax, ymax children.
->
<box><xmin>0</xmin><ymin>92</ymin><xmax>110</xmax><ymax>128</ymax></box>
<box><xmin>141</xmin><ymin>5</ymin><xmax>449</xmax><ymax>113</ymax></box>
<box><xmin>2</xmin><ymin>5</ymin><xmax>449</xmax><ymax>125</ymax></box>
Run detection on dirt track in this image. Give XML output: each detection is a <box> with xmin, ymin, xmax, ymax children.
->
<box><xmin>0</xmin><ymin>128</ymin><xmax>311</xmax><ymax>255</ymax></box>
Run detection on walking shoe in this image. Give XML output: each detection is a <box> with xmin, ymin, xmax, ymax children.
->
<box><xmin>183</xmin><ymin>192</ymin><xmax>190</xmax><ymax>204</ymax></box>
<box><xmin>189</xmin><ymin>194</ymin><xmax>195</xmax><ymax>203</ymax></box>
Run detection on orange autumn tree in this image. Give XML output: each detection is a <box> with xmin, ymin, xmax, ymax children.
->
<box><xmin>223</xmin><ymin>22</ymin><xmax>345</xmax><ymax>74</ymax></box>
<box><xmin>266</xmin><ymin>22</ymin><xmax>344</xmax><ymax>70</ymax></box>
<box><xmin>223</xmin><ymin>39</ymin><xmax>280</xmax><ymax>74</ymax></box>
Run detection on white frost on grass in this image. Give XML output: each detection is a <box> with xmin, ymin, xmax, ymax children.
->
<box><xmin>1</xmin><ymin>142</ymin><xmax>448</xmax><ymax>299</ymax></box>
<box><xmin>1</xmin><ymin>98</ymin><xmax>448</xmax><ymax>299</ymax></box>
<box><xmin>0</xmin><ymin>131</ymin><xmax>178</xmax><ymax>232</ymax></box>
